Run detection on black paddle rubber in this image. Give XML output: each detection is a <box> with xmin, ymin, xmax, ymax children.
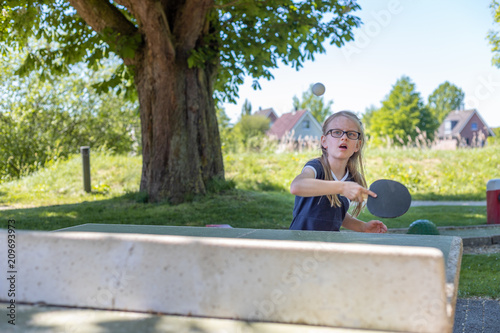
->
<box><xmin>367</xmin><ymin>179</ymin><xmax>412</xmax><ymax>218</ymax></box>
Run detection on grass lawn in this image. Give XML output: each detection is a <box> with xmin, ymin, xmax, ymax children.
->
<box><xmin>459</xmin><ymin>254</ymin><xmax>500</xmax><ymax>299</ymax></box>
<box><xmin>0</xmin><ymin>190</ymin><xmax>294</xmax><ymax>231</ymax></box>
<box><xmin>0</xmin><ymin>149</ymin><xmax>498</xmax><ymax>299</ymax></box>
<box><xmin>0</xmin><ymin>190</ymin><xmax>488</xmax><ymax>231</ymax></box>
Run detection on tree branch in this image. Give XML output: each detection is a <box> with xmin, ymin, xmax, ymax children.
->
<box><xmin>173</xmin><ymin>0</ymin><xmax>213</xmax><ymax>52</ymax></box>
<box><xmin>68</xmin><ymin>0</ymin><xmax>140</xmax><ymax>64</ymax></box>
<box><xmin>153</xmin><ymin>1</ymin><xmax>176</xmax><ymax>57</ymax></box>
<box><xmin>113</xmin><ymin>0</ymin><xmax>133</xmax><ymax>8</ymax></box>
<box><xmin>213</xmin><ymin>0</ymin><xmax>243</xmax><ymax>10</ymax></box>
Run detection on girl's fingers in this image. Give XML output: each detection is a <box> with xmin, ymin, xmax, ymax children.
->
<box><xmin>362</xmin><ymin>189</ymin><xmax>376</xmax><ymax>201</ymax></box>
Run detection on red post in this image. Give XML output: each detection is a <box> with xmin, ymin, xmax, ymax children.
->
<box><xmin>487</xmin><ymin>179</ymin><xmax>500</xmax><ymax>224</ymax></box>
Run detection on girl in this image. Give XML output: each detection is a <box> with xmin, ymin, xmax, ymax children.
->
<box><xmin>289</xmin><ymin>111</ymin><xmax>387</xmax><ymax>233</ymax></box>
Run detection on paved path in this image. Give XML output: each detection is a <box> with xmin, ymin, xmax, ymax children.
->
<box><xmin>394</xmin><ymin>203</ymin><xmax>499</xmax><ymax>333</ymax></box>
<box><xmin>411</xmin><ymin>201</ymin><xmax>486</xmax><ymax>207</ymax></box>
<box><xmin>453</xmin><ymin>298</ymin><xmax>500</xmax><ymax>333</ymax></box>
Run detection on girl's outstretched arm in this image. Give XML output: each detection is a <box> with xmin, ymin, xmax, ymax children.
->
<box><xmin>290</xmin><ymin>167</ymin><xmax>343</xmax><ymax>197</ymax></box>
<box><xmin>290</xmin><ymin>168</ymin><xmax>376</xmax><ymax>202</ymax></box>
<box><xmin>342</xmin><ymin>213</ymin><xmax>387</xmax><ymax>233</ymax></box>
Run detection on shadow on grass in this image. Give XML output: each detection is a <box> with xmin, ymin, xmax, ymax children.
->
<box><xmin>0</xmin><ymin>190</ymin><xmax>295</xmax><ymax>232</ymax></box>
<box><xmin>358</xmin><ymin>204</ymin><xmax>487</xmax><ymax>229</ymax></box>
<box><xmin>0</xmin><ymin>190</ymin><xmax>489</xmax><ymax>232</ymax></box>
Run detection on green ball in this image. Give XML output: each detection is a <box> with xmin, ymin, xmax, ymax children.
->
<box><xmin>407</xmin><ymin>219</ymin><xmax>440</xmax><ymax>235</ymax></box>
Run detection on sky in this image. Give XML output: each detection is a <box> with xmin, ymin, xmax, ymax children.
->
<box><xmin>221</xmin><ymin>0</ymin><xmax>500</xmax><ymax>128</ymax></box>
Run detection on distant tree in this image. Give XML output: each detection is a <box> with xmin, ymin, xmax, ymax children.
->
<box><xmin>293</xmin><ymin>84</ymin><xmax>333</xmax><ymax>123</ymax></box>
<box><xmin>367</xmin><ymin>76</ymin><xmax>438</xmax><ymax>146</ymax></box>
<box><xmin>487</xmin><ymin>0</ymin><xmax>500</xmax><ymax>67</ymax></box>
<box><xmin>0</xmin><ymin>52</ymin><xmax>139</xmax><ymax>181</ymax></box>
<box><xmin>427</xmin><ymin>82</ymin><xmax>465</xmax><ymax>123</ymax></box>
<box><xmin>361</xmin><ymin>104</ymin><xmax>378</xmax><ymax>137</ymax></box>
<box><xmin>241</xmin><ymin>99</ymin><xmax>252</xmax><ymax>117</ymax></box>
<box><xmin>216</xmin><ymin>105</ymin><xmax>235</xmax><ymax>153</ymax></box>
<box><xmin>232</xmin><ymin>115</ymin><xmax>270</xmax><ymax>149</ymax></box>
<box><xmin>486</xmin><ymin>126</ymin><xmax>500</xmax><ymax>145</ymax></box>
<box><xmin>216</xmin><ymin>105</ymin><xmax>232</xmax><ymax>133</ymax></box>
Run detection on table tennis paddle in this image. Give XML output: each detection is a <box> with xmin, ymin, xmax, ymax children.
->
<box><xmin>366</xmin><ymin>179</ymin><xmax>411</xmax><ymax>218</ymax></box>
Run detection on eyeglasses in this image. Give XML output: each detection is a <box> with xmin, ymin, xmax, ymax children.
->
<box><xmin>325</xmin><ymin>129</ymin><xmax>361</xmax><ymax>140</ymax></box>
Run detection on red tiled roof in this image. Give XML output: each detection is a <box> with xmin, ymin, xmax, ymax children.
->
<box><xmin>254</xmin><ymin>108</ymin><xmax>276</xmax><ymax>118</ymax></box>
<box><xmin>267</xmin><ymin>109</ymin><xmax>307</xmax><ymax>139</ymax></box>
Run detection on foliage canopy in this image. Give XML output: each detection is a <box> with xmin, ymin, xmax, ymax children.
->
<box><xmin>488</xmin><ymin>0</ymin><xmax>500</xmax><ymax>67</ymax></box>
<box><xmin>1</xmin><ymin>0</ymin><xmax>362</xmax><ymax>103</ymax></box>
<box><xmin>364</xmin><ymin>76</ymin><xmax>438</xmax><ymax>146</ymax></box>
<box><xmin>0</xmin><ymin>49</ymin><xmax>140</xmax><ymax>181</ymax></box>
<box><xmin>427</xmin><ymin>81</ymin><xmax>465</xmax><ymax>123</ymax></box>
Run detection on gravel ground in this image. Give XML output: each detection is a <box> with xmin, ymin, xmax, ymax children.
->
<box><xmin>463</xmin><ymin>244</ymin><xmax>500</xmax><ymax>254</ymax></box>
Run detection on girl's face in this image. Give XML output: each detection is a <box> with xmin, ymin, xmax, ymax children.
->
<box><xmin>321</xmin><ymin>116</ymin><xmax>361</xmax><ymax>162</ymax></box>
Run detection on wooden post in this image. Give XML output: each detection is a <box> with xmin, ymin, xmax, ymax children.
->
<box><xmin>81</xmin><ymin>146</ymin><xmax>91</xmax><ymax>193</ymax></box>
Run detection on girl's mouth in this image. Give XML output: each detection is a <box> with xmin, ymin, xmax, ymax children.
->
<box><xmin>339</xmin><ymin>144</ymin><xmax>348</xmax><ymax>150</ymax></box>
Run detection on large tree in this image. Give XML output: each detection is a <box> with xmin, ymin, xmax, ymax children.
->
<box><xmin>427</xmin><ymin>81</ymin><xmax>464</xmax><ymax>123</ymax></box>
<box><xmin>488</xmin><ymin>0</ymin><xmax>500</xmax><ymax>67</ymax></box>
<box><xmin>367</xmin><ymin>76</ymin><xmax>438</xmax><ymax>146</ymax></box>
<box><xmin>1</xmin><ymin>0</ymin><xmax>361</xmax><ymax>203</ymax></box>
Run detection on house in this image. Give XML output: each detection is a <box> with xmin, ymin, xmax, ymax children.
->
<box><xmin>254</xmin><ymin>107</ymin><xmax>278</xmax><ymax>126</ymax></box>
<box><xmin>436</xmin><ymin>109</ymin><xmax>495</xmax><ymax>148</ymax></box>
<box><xmin>267</xmin><ymin>109</ymin><xmax>323</xmax><ymax>141</ymax></box>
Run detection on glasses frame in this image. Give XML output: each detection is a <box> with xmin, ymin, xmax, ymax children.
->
<box><xmin>325</xmin><ymin>129</ymin><xmax>361</xmax><ymax>140</ymax></box>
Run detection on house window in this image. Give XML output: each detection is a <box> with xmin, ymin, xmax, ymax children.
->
<box><xmin>471</xmin><ymin>122</ymin><xmax>478</xmax><ymax>131</ymax></box>
<box><xmin>445</xmin><ymin>120</ymin><xmax>458</xmax><ymax>134</ymax></box>
<box><xmin>303</xmin><ymin>120</ymin><xmax>310</xmax><ymax>129</ymax></box>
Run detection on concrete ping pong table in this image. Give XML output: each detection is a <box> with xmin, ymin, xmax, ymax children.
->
<box><xmin>0</xmin><ymin>223</ymin><xmax>463</xmax><ymax>333</ymax></box>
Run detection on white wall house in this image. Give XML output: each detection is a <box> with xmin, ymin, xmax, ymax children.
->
<box><xmin>267</xmin><ymin>109</ymin><xmax>323</xmax><ymax>141</ymax></box>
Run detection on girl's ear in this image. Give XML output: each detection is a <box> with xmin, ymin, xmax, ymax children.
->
<box><xmin>320</xmin><ymin>135</ymin><xmax>327</xmax><ymax>150</ymax></box>
<box><xmin>354</xmin><ymin>139</ymin><xmax>361</xmax><ymax>152</ymax></box>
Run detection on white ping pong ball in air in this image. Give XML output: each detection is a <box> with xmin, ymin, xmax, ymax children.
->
<box><xmin>312</xmin><ymin>82</ymin><xmax>325</xmax><ymax>96</ymax></box>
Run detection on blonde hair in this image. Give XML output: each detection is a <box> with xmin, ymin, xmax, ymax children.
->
<box><xmin>319</xmin><ymin>110</ymin><xmax>367</xmax><ymax>217</ymax></box>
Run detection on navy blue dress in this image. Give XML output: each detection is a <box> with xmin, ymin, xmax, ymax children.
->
<box><xmin>290</xmin><ymin>159</ymin><xmax>350</xmax><ymax>231</ymax></box>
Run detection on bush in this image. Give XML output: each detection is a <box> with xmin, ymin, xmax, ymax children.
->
<box><xmin>487</xmin><ymin>127</ymin><xmax>500</xmax><ymax>146</ymax></box>
<box><xmin>0</xmin><ymin>57</ymin><xmax>140</xmax><ymax>181</ymax></box>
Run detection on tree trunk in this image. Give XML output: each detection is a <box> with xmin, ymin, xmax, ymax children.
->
<box><xmin>68</xmin><ymin>0</ymin><xmax>223</xmax><ymax>203</ymax></box>
<box><xmin>130</xmin><ymin>0</ymin><xmax>224</xmax><ymax>203</ymax></box>
<box><xmin>135</xmin><ymin>51</ymin><xmax>224</xmax><ymax>203</ymax></box>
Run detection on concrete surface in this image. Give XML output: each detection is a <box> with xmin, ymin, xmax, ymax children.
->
<box><xmin>0</xmin><ymin>303</ymin><xmax>400</xmax><ymax>333</ymax></box>
<box><xmin>1</xmin><ymin>299</ymin><xmax>499</xmax><ymax>333</ymax></box>
<box><xmin>2</xmin><ymin>218</ymin><xmax>498</xmax><ymax>333</ymax></box>
<box><xmin>389</xmin><ymin>224</ymin><xmax>500</xmax><ymax>247</ymax></box>
<box><xmin>0</xmin><ymin>228</ymin><xmax>461</xmax><ymax>333</ymax></box>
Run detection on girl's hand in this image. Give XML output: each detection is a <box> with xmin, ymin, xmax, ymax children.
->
<box><xmin>364</xmin><ymin>220</ymin><xmax>388</xmax><ymax>233</ymax></box>
<box><xmin>342</xmin><ymin>181</ymin><xmax>377</xmax><ymax>203</ymax></box>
